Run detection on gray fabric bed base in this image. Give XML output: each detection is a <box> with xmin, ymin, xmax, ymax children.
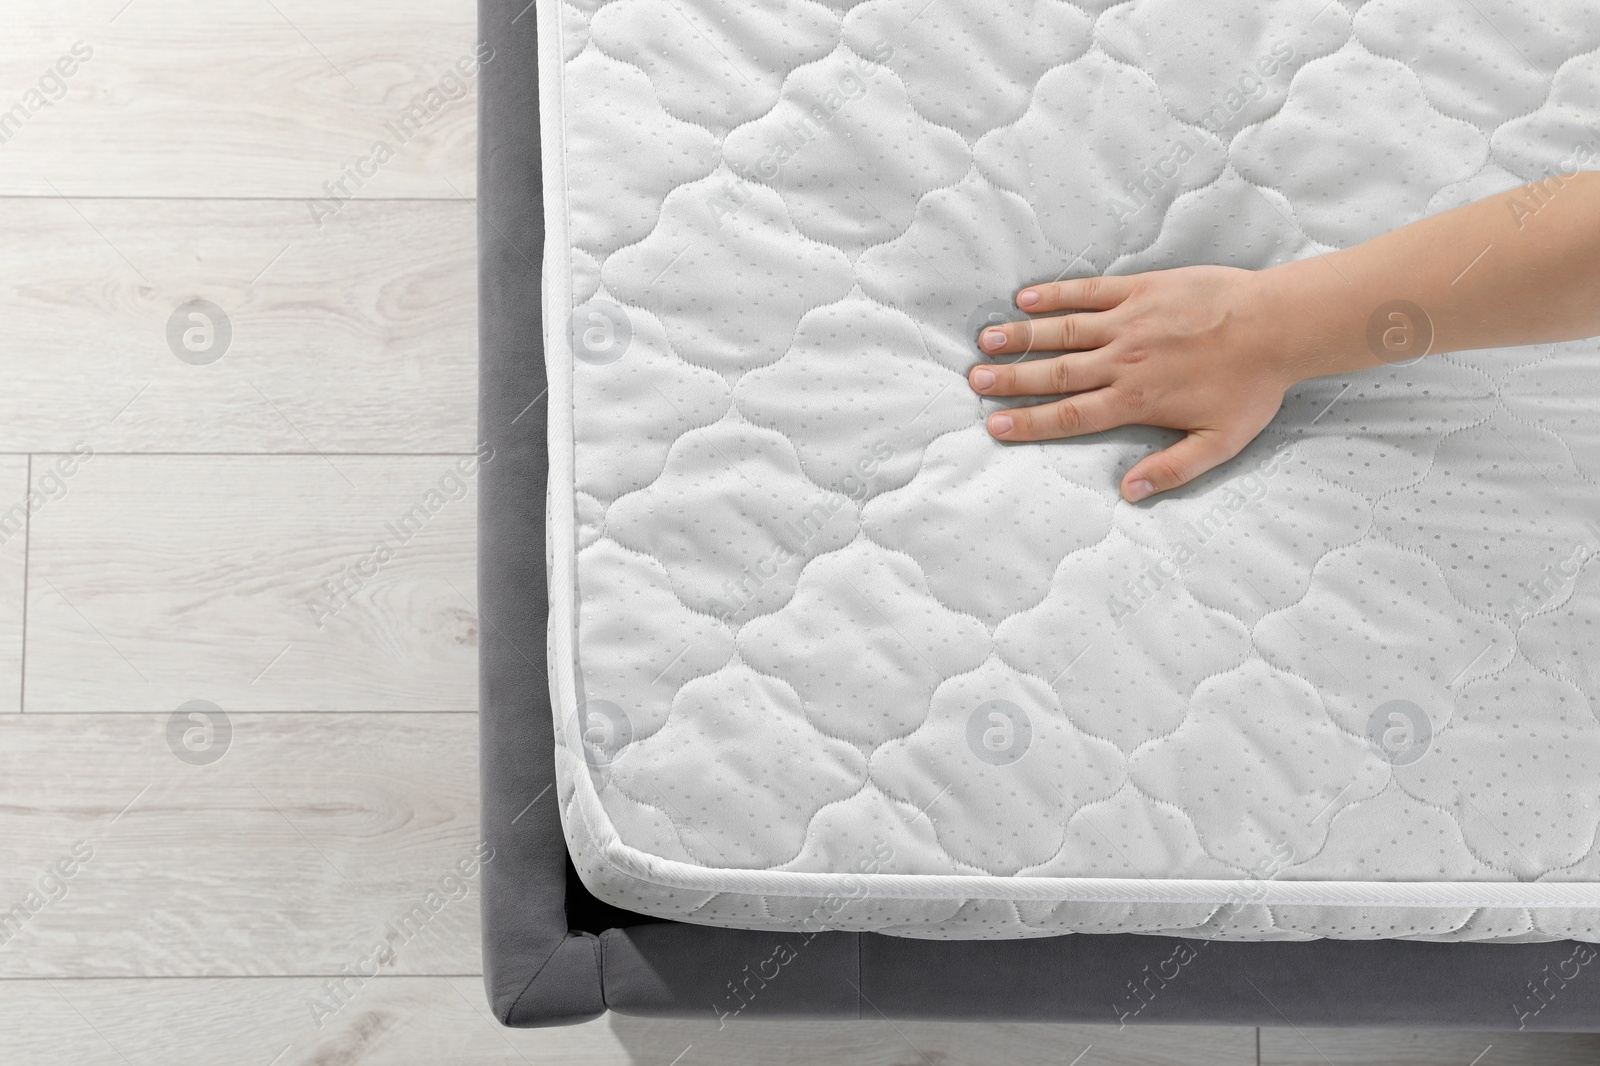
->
<box><xmin>475</xmin><ymin>0</ymin><xmax>1600</xmax><ymax>1030</ymax></box>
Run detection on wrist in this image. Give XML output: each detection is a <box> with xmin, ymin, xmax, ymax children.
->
<box><xmin>1251</xmin><ymin>256</ymin><xmax>1387</xmax><ymax>386</ymax></box>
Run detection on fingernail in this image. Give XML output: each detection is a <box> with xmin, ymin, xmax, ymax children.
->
<box><xmin>989</xmin><ymin>413</ymin><xmax>1013</xmax><ymax>436</ymax></box>
<box><xmin>1125</xmin><ymin>479</ymin><xmax>1154</xmax><ymax>502</ymax></box>
<box><xmin>971</xmin><ymin>367</ymin><xmax>996</xmax><ymax>391</ymax></box>
<box><xmin>1018</xmin><ymin>289</ymin><xmax>1039</xmax><ymax>308</ymax></box>
<box><xmin>981</xmin><ymin>329</ymin><xmax>1006</xmax><ymax>351</ymax></box>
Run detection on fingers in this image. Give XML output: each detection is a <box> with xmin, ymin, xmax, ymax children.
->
<box><xmin>1121</xmin><ymin>431</ymin><xmax>1246</xmax><ymax>502</ymax></box>
<box><xmin>977</xmin><ymin>310</ymin><xmax>1117</xmax><ymax>357</ymax></box>
<box><xmin>1016</xmin><ymin>275</ymin><xmax>1136</xmax><ymax>314</ymax></box>
<box><xmin>986</xmin><ymin>388</ymin><xmax>1133</xmax><ymax>443</ymax></box>
<box><xmin>969</xmin><ymin>351</ymin><xmax>1116</xmax><ymax>397</ymax></box>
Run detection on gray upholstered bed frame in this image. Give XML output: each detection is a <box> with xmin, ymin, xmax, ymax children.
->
<box><xmin>476</xmin><ymin>0</ymin><xmax>1600</xmax><ymax>1029</ymax></box>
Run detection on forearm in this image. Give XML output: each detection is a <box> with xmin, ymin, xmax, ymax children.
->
<box><xmin>1262</xmin><ymin>170</ymin><xmax>1600</xmax><ymax>382</ymax></box>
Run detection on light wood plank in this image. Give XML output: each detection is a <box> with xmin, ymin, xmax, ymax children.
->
<box><xmin>0</xmin><ymin>977</ymin><xmax>1258</xmax><ymax>1066</ymax></box>
<box><xmin>1261</xmin><ymin>1028</ymin><xmax>1600</xmax><ymax>1065</ymax></box>
<box><xmin>0</xmin><ymin>0</ymin><xmax>477</xmax><ymax>198</ymax></box>
<box><xmin>0</xmin><ymin>714</ymin><xmax>480</xmax><ymax>977</ymax></box>
<box><xmin>25</xmin><ymin>456</ymin><xmax>478</xmax><ymax>712</ymax></box>
<box><xmin>0</xmin><ymin>198</ymin><xmax>475</xmax><ymax>453</ymax></box>
<box><xmin>0</xmin><ymin>457</ymin><xmax>27</xmax><ymax>712</ymax></box>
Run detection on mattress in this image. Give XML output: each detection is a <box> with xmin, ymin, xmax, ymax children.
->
<box><xmin>540</xmin><ymin>0</ymin><xmax>1600</xmax><ymax>941</ymax></box>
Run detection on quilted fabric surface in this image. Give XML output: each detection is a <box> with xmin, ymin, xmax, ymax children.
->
<box><xmin>541</xmin><ymin>0</ymin><xmax>1600</xmax><ymax>940</ymax></box>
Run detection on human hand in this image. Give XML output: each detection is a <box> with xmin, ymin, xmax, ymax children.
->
<box><xmin>969</xmin><ymin>173</ymin><xmax>1600</xmax><ymax>504</ymax></box>
<box><xmin>968</xmin><ymin>266</ymin><xmax>1298</xmax><ymax>503</ymax></box>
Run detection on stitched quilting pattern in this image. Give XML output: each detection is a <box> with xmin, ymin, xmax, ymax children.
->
<box><xmin>549</xmin><ymin>0</ymin><xmax>1600</xmax><ymax>940</ymax></box>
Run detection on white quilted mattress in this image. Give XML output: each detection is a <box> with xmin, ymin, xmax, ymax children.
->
<box><xmin>540</xmin><ymin>0</ymin><xmax>1600</xmax><ymax>940</ymax></box>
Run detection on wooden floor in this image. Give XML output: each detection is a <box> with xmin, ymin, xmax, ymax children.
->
<box><xmin>2</xmin><ymin>1</ymin><xmax>1598</xmax><ymax>1062</ymax></box>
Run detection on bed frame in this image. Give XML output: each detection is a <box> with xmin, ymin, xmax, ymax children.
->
<box><xmin>476</xmin><ymin>0</ymin><xmax>1600</xmax><ymax>1029</ymax></box>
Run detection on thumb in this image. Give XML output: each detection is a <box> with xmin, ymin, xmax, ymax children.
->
<box><xmin>1121</xmin><ymin>431</ymin><xmax>1244</xmax><ymax>502</ymax></box>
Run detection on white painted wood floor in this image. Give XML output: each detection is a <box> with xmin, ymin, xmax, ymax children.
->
<box><xmin>1</xmin><ymin>2</ymin><xmax>1596</xmax><ymax>1063</ymax></box>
